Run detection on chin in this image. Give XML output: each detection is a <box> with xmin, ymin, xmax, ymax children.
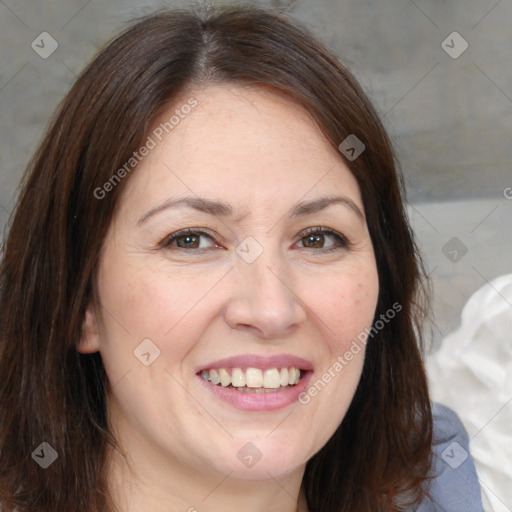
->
<box><xmin>205</xmin><ymin>437</ymin><xmax>310</xmax><ymax>481</ymax></box>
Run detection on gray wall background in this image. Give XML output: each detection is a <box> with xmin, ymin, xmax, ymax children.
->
<box><xmin>0</xmin><ymin>1</ymin><xmax>510</xmax><ymax>347</ymax></box>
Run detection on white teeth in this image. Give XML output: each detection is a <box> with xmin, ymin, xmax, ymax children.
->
<box><xmin>289</xmin><ymin>367</ymin><xmax>299</xmax><ymax>385</ymax></box>
<box><xmin>245</xmin><ymin>368</ymin><xmax>263</xmax><ymax>388</ymax></box>
<box><xmin>209</xmin><ymin>368</ymin><xmax>221</xmax><ymax>385</ymax></box>
<box><xmin>219</xmin><ymin>368</ymin><xmax>231</xmax><ymax>387</ymax></box>
<box><xmin>231</xmin><ymin>368</ymin><xmax>245</xmax><ymax>387</ymax></box>
<box><xmin>200</xmin><ymin>366</ymin><xmax>303</xmax><ymax>389</ymax></box>
<box><xmin>263</xmin><ymin>368</ymin><xmax>281</xmax><ymax>388</ymax></box>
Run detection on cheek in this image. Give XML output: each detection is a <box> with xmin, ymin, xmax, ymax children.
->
<box><xmin>314</xmin><ymin>267</ymin><xmax>379</xmax><ymax>353</ymax></box>
<box><xmin>97</xmin><ymin>257</ymin><xmax>214</xmax><ymax>339</ymax></box>
<box><xmin>297</xmin><ymin>269</ymin><xmax>378</xmax><ymax>452</ymax></box>
<box><xmin>96</xmin><ymin>260</ymin><xmax>227</xmax><ymax>381</ymax></box>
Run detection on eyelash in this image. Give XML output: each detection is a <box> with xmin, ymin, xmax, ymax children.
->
<box><xmin>159</xmin><ymin>226</ymin><xmax>350</xmax><ymax>254</ymax></box>
<box><xmin>296</xmin><ymin>227</ymin><xmax>350</xmax><ymax>252</ymax></box>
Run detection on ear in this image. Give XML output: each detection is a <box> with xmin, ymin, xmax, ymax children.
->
<box><xmin>76</xmin><ymin>301</ymin><xmax>101</xmax><ymax>354</ymax></box>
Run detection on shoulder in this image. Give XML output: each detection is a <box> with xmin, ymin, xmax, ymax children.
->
<box><xmin>415</xmin><ymin>403</ymin><xmax>485</xmax><ymax>512</ymax></box>
<box><xmin>431</xmin><ymin>402</ymin><xmax>470</xmax><ymax>444</ymax></box>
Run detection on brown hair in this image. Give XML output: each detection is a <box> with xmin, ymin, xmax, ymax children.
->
<box><xmin>0</xmin><ymin>4</ymin><xmax>432</xmax><ymax>511</ymax></box>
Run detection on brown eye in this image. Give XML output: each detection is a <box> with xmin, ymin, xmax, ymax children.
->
<box><xmin>302</xmin><ymin>233</ymin><xmax>325</xmax><ymax>249</ymax></box>
<box><xmin>174</xmin><ymin>233</ymin><xmax>200</xmax><ymax>248</ymax></box>
<box><xmin>161</xmin><ymin>229</ymin><xmax>218</xmax><ymax>250</ymax></box>
<box><xmin>296</xmin><ymin>227</ymin><xmax>349</xmax><ymax>252</ymax></box>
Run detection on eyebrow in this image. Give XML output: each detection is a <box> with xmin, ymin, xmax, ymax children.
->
<box><xmin>291</xmin><ymin>195</ymin><xmax>364</xmax><ymax>220</ymax></box>
<box><xmin>137</xmin><ymin>194</ymin><xmax>364</xmax><ymax>225</ymax></box>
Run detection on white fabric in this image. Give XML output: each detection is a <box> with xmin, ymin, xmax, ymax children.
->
<box><xmin>427</xmin><ymin>274</ymin><xmax>512</xmax><ymax>512</ymax></box>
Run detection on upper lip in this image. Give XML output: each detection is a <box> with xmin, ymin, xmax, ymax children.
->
<box><xmin>196</xmin><ymin>354</ymin><xmax>314</xmax><ymax>373</ymax></box>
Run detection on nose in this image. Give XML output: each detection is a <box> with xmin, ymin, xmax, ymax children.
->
<box><xmin>223</xmin><ymin>247</ymin><xmax>307</xmax><ymax>339</ymax></box>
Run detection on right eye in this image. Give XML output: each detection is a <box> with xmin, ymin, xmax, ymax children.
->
<box><xmin>159</xmin><ymin>229</ymin><xmax>222</xmax><ymax>251</ymax></box>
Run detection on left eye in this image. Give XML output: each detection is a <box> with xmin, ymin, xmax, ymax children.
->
<box><xmin>295</xmin><ymin>227</ymin><xmax>349</xmax><ymax>251</ymax></box>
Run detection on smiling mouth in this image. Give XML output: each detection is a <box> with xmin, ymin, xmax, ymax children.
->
<box><xmin>199</xmin><ymin>367</ymin><xmax>303</xmax><ymax>393</ymax></box>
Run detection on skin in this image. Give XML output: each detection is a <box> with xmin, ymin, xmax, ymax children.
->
<box><xmin>78</xmin><ymin>84</ymin><xmax>379</xmax><ymax>512</ymax></box>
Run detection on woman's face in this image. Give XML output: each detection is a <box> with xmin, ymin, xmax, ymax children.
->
<box><xmin>80</xmin><ymin>85</ymin><xmax>379</xmax><ymax>484</ymax></box>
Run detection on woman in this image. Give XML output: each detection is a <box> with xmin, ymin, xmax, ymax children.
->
<box><xmin>0</xmin><ymin>4</ymin><xmax>483</xmax><ymax>512</ymax></box>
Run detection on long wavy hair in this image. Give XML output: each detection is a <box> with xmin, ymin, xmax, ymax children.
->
<box><xmin>0</xmin><ymin>4</ymin><xmax>432</xmax><ymax>511</ymax></box>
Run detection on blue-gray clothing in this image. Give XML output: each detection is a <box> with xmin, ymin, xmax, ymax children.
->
<box><xmin>416</xmin><ymin>403</ymin><xmax>485</xmax><ymax>511</ymax></box>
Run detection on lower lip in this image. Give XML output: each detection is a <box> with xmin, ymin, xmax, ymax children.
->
<box><xmin>196</xmin><ymin>371</ymin><xmax>313</xmax><ymax>412</ymax></box>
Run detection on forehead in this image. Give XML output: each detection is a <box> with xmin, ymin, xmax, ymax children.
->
<box><xmin>119</xmin><ymin>84</ymin><xmax>363</xmax><ymax>216</ymax></box>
